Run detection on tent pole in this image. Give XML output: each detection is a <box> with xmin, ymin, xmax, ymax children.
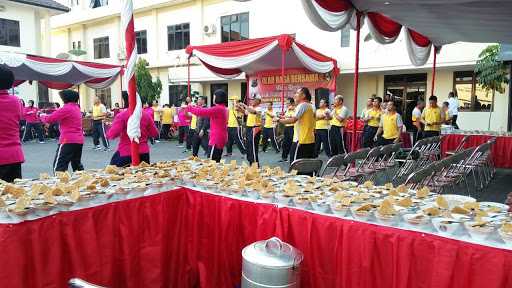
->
<box><xmin>281</xmin><ymin>48</ymin><xmax>286</xmax><ymax>114</ymax></box>
<box><xmin>351</xmin><ymin>12</ymin><xmax>362</xmax><ymax>153</ymax></box>
<box><xmin>431</xmin><ymin>46</ymin><xmax>437</xmax><ymax>96</ymax></box>
<box><xmin>187</xmin><ymin>57</ymin><xmax>191</xmax><ymax>100</ymax></box>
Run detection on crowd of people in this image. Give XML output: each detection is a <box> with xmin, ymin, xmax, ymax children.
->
<box><xmin>0</xmin><ymin>64</ymin><xmax>461</xmax><ymax>183</ymax></box>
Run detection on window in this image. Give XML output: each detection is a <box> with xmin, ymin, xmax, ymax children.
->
<box><xmin>167</xmin><ymin>23</ymin><xmax>190</xmax><ymax>51</ymax></box>
<box><xmin>0</xmin><ymin>18</ymin><xmax>20</xmax><ymax>47</ymax></box>
<box><xmin>169</xmin><ymin>85</ymin><xmax>188</xmax><ymax>106</ymax></box>
<box><xmin>77</xmin><ymin>41</ymin><xmax>81</xmax><ymax>50</ymax></box>
<box><xmin>95</xmin><ymin>88</ymin><xmax>112</xmax><ymax>108</ymax></box>
<box><xmin>90</xmin><ymin>0</ymin><xmax>107</xmax><ymax>8</ymax></box>
<box><xmin>93</xmin><ymin>36</ymin><xmax>110</xmax><ymax>59</ymax></box>
<box><xmin>453</xmin><ymin>71</ymin><xmax>493</xmax><ymax>111</ymax></box>
<box><xmin>72</xmin><ymin>41</ymin><xmax>76</xmax><ymax>50</ymax></box>
<box><xmin>70</xmin><ymin>0</ymin><xmax>79</xmax><ymax>7</ymax></box>
<box><xmin>221</xmin><ymin>13</ymin><xmax>249</xmax><ymax>42</ymax></box>
<box><xmin>340</xmin><ymin>27</ymin><xmax>350</xmax><ymax>48</ymax></box>
<box><xmin>135</xmin><ymin>30</ymin><xmax>147</xmax><ymax>54</ymax></box>
<box><xmin>37</xmin><ymin>82</ymin><xmax>49</xmax><ymax>103</ymax></box>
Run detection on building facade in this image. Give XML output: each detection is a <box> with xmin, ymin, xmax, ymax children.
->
<box><xmin>50</xmin><ymin>0</ymin><xmax>509</xmax><ymax>130</ymax></box>
<box><xmin>0</xmin><ymin>0</ymin><xmax>69</xmax><ymax>104</ymax></box>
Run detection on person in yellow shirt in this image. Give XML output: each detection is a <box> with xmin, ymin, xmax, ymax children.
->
<box><xmin>411</xmin><ymin>100</ymin><xmax>425</xmax><ymax>144</ymax></box>
<box><xmin>314</xmin><ymin>99</ymin><xmax>332</xmax><ymax>157</ymax></box>
<box><xmin>280</xmin><ymin>97</ymin><xmax>295</xmax><ymax>162</ymax></box>
<box><xmin>329</xmin><ymin>95</ymin><xmax>349</xmax><ymax>155</ymax></box>
<box><xmin>374</xmin><ymin>101</ymin><xmax>403</xmax><ymax>145</ymax></box>
<box><xmin>237</xmin><ymin>96</ymin><xmax>264</xmax><ymax>165</ymax></box>
<box><xmin>261</xmin><ymin>102</ymin><xmax>280</xmax><ymax>154</ymax></box>
<box><xmin>442</xmin><ymin>101</ymin><xmax>453</xmax><ymax>125</ymax></box>
<box><xmin>152</xmin><ymin>100</ymin><xmax>161</xmax><ymax>141</ymax></box>
<box><xmin>160</xmin><ymin>104</ymin><xmax>174</xmax><ymax>140</ymax></box>
<box><xmin>362</xmin><ymin>97</ymin><xmax>382</xmax><ymax>148</ymax></box>
<box><xmin>279</xmin><ymin>87</ymin><xmax>316</xmax><ymax>163</ymax></box>
<box><xmin>91</xmin><ymin>97</ymin><xmax>109</xmax><ymax>150</ymax></box>
<box><xmin>421</xmin><ymin>95</ymin><xmax>445</xmax><ymax>138</ymax></box>
<box><xmin>226</xmin><ymin>100</ymin><xmax>246</xmax><ymax>156</ymax></box>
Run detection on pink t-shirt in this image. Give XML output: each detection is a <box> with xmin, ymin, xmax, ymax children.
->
<box><xmin>41</xmin><ymin>103</ymin><xmax>84</xmax><ymax>144</ymax></box>
<box><xmin>144</xmin><ymin>107</ymin><xmax>154</xmax><ymax>121</ymax></box>
<box><xmin>106</xmin><ymin>110</ymin><xmax>159</xmax><ymax>157</ymax></box>
<box><xmin>24</xmin><ymin>106</ymin><xmax>40</xmax><ymax>123</ymax></box>
<box><xmin>177</xmin><ymin>107</ymin><xmax>191</xmax><ymax>127</ymax></box>
<box><xmin>0</xmin><ymin>90</ymin><xmax>24</xmax><ymax>165</ymax></box>
<box><xmin>187</xmin><ymin>104</ymin><xmax>228</xmax><ymax>149</ymax></box>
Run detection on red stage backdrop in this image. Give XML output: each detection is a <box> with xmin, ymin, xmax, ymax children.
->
<box><xmin>248</xmin><ymin>68</ymin><xmax>336</xmax><ymax>107</ymax></box>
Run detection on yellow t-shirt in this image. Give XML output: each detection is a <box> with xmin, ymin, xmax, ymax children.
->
<box><xmin>367</xmin><ymin>108</ymin><xmax>382</xmax><ymax>127</ymax></box>
<box><xmin>264</xmin><ymin>110</ymin><xmax>275</xmax><ymax>128</ymax></box>
<box><xmin>294</xmin><ymin>102</ymin><xmax>315</xmax><ymax>144</ymax></box>
<box><xmin>422</xmin><ymin>106</ymin><xmax>443</xmax><ymax>131</ymax></box>
<box><xmin>190</xmin><ymin>115</ymin><xmax>197</xmax><ymax>130</ymax></box>
<box><xmin>315</xmin><ymin>108</ymin><xmax>330</xmax><ymax>130</ymax></box>
<box><xmin>285</xmin><ymin>108</ymin><xmax>295</xmax><ymax>127</ymax></box>
<box><xmin>382</xmin><ymin>112</ymin><xmax>401</xmax><ymax>140</ymax></box>
<box><xmin>161</xmin><ymin>107</ymin><xmax>174</xmax><ymax>124</ymax></box>
<box><xmin>228</xmin><ymin>108</ymin><xmax>239</xmax><ymax>128</ymax></box>
<box><xmin>92</xmin><ymin>104</ymin><xmax>106</xmax><ymax>120</ymax></box>
<box><xmin>246</xmin><ymin>105</ymin><xmax>262</xmax><ymax>127</ymax></box>
<box><xmin>153</xmin><ymin>106</ymin><xmax>161</xmax><ymax>122</ymax></box>
<box><xmin>330</xmin><ymin>106</ymin><xmax>347</xmax><ymax>127</ymax></box>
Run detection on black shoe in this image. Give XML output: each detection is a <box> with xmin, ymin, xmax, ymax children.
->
<box><xmin>278</xmin><ymin>158</ymin><xmax>287</xmax><ymax>163</ymax></box>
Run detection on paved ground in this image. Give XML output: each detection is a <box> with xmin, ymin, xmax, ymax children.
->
<box><xmin>21</xmin><ymin>137</ymin><xmax>510</xmax><ymax>203</ymax></box>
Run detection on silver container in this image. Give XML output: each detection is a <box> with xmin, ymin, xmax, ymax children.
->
<box><xmin>242</xmin><ymin>237</ymin><xmax>303</xmax><ymax>288</ymax></box>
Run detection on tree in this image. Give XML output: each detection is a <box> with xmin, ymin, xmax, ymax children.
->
<box><xmin>135</xmin><ymin>58</ymin><xmax>162</xmax><ymax>104</ymax></box>
<box><xmin>475</xmin><ymin>44</ymin><xmax>509</xmax><ymax>94</ymax></box>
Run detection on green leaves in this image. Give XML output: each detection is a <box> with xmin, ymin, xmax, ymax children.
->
<box><xmin>475</xmin><ymin>45</ymin><xmax>509</xmax><ymax>94</ymax></box>
<box><xmin>135</xmin><ymin>58</ymin><xmax>163</xmax><ymax>104</ymax></box>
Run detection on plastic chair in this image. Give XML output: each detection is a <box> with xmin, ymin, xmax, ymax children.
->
<box><xmin>69</xmin><ymin>279</ymin><xmax>106</xmax><ymax>288</ymax></box>
<box><xmin>319</xmin><ymin>154</ymin><xmax>345</xmax><ymax>177</ymax></box>
<box><xmin>289</xmin><ymin>159</ymin><xmax>324</xmax><ymax>176</ymax></box>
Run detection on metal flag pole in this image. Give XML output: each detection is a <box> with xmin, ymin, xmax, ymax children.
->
<box><xmin>351</xmin><ymin>12</ymin><xmax>362</xmax><ymax>153</ymax></box>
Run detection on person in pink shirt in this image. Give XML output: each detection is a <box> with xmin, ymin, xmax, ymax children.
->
<box><xmin>0</xmin><ymin>66</ymin><xmax>24</xmax><ymax>182</ymax></box>
<box><xmin>22</xmin><ymin>99</ymin><xmax>45</xmax><ymax>143</ymax></box>
<box><xmin>107</xmin><ymin>92</ymin><xmax>159</xmax><ymax>167</ymax></box>
<box><xmin>177</xmin><ymin>99</ymin><xmax>191</xmax><ymax>148</ymax></box>
<box><xmin>186</xmin><ymin>89</ymin><xmax>228</xmax><ymax>162</ymax></box>
<box><xmin>143</xmin><ymin>101</ymin><xmax>156</xmax><ymax>145</ymax></box>
<box><xmin>41</xmin><ymin>90</ymin><xmax>84</xmax><ymax>173</ymax></box>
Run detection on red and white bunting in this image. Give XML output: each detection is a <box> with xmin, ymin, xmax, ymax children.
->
<box><xmin>122</xmin><ymin>0</ymin><xmax>141</xmax><ymax>165</ymax></box>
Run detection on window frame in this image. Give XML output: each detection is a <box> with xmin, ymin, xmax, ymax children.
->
<box><xmin>452</xmin><ymin>71</ymin><xmax>494</xmax><ymax>112</ymax></box>
<box><xmin>221</xmin><ymin>12</ymin><xmax>249</xmax><ymax>43</ymax></box>
<box><xmin>340</xmin><ymin>26</ymin><xmax>350</xmax><ymax>48</ymax></box>
<box><xmin>135</xmin><ymin>30</ymin><xmax>148</xmax><ymax>54</ymax></box>
<box><xmin>93</xmin><ymin>36</ymin><xmax>110</xmax><ymax>59</ymax></box>
<box><xmin>167</xmin><ymin>23</ymin><xmax>190</xmax><ymax>51</ymax></box>
<box><xmin>0</xmin><ymin>18</ymin><xmax>21</xmax><ymax>47</ymax></box>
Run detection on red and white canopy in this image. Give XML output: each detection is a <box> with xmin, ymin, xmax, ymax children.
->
<box><xmin>185</xmin><ymin>34</ymin><xmax>339</xmax><ymax>78</ymax></box>
<box><xmin>0</xmin><ymin>52</ymin><xmax>123</xmax><ymax>90</ymax></box>
<box><xmin>302</xmin><ymin>0</ymin><xmax>434</xmax><ymax>66</ymax></box>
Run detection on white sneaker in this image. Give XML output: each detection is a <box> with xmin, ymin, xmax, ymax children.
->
<box><xmin>94</xmin><ymin>145</ymin><xmax>102</xmax><ymax>150</ymax></box>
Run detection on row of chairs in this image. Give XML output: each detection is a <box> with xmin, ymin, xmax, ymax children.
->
<box><xmin>404</xmin><ymin>138</ymin><xmax>496</xmax><ymax>196</ymax></box>
<box><xmin>289</xmin><ymin>143</ymin><xmax>402</xmax><ymax>184</ymax></box>
<box><xmin>392</xmin><ymin>136</ymin><xmax>443</xmax><ymax>184</ymax></box>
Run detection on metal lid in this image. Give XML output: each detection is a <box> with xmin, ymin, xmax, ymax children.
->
<box><xmin>242</xmin><ymin>237</ymin><xmax>304</xmax><ymax>269</ymax></box>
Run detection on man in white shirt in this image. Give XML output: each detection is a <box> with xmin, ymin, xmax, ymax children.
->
<box><xmin>447</xmin><ymin>92</ymin><xmax>459</xmax><ymax>129</ymax></box>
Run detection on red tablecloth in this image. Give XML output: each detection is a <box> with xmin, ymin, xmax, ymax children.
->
<box><xmin>441</xmin><ymin>134</ymin><xmax>512</xmax><ymax>168</ymax></box>
<box><xmin>344</xmin><ymin>131</ymin><xmax>412</xmax><ymax>152</ymax></box>
<box><xmin>1</xmin><ymin>188</ymin><xmax>512</xmax><ymax>288</ymax></box>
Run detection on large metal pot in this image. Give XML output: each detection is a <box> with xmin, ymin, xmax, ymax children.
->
<box><xmin>242</xmin><ymin>237</ymin><xmax>303</xmax><ymax>288</ymax></box>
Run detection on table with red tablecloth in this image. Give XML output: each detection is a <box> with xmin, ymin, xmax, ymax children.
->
<box><xmin>344</xmin><ymin>130</ymin><xmax>412</xmax><ymax>152</ymax></box>
<box><xmin>1</xmin><ymin>187</ymin><xmax>512</xmax><ymax>288</ymax></box>
<box><xmin>441</xmin><ymin>134</ymin><xmax>512</xmax><ymax>168</ymax></box>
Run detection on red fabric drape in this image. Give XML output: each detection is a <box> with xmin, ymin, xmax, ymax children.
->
<box><xmin>1</xmin><ymin>187</ymin><xmax>511</xmax><ymax>288</ymax></box>
<box><xmin>408</xmin><ymin>28</ymin><xmax>431</xmax><ymax>47</ymax></box>
<box><xmin>441</xmin><ymin>134</ymin><xmax>512</xmax><ymax>168</ymax></box>
<box><xmin>38</xmin><ymin>81</ymin><xmax>74</xmax><ymax>90</ymax></box>
<box><xmin>367</xmin><ymin>12</ymin><xmax>402</xmax><ymax>38</ymax></box>
<box><xmin>186</xmin><ymin>35</ymin><xmax>280</xmax><ymax>57</ymax></box>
